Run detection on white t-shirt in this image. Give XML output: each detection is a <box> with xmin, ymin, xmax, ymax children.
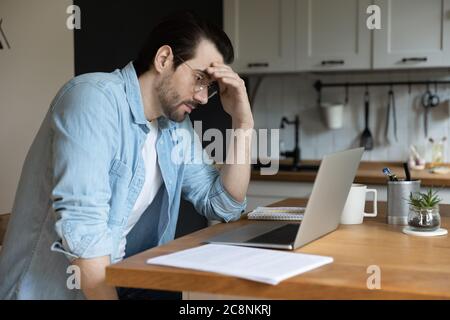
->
<box><xmin>118</xmin><ymin>120</ymin><xmax>162</xmax><ymax>259</ymax></box>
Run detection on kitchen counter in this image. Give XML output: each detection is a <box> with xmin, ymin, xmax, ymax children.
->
<box><xmin>251</xmin><ymin>161</ymin><xmax>450</xmax><ymax>187</ymax></box>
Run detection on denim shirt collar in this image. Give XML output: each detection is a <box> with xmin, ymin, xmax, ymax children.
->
<box><xmin>121</xmin><ymin>61</ymin><xmax>176</xmax><ymax>130</ymax></box>
<box><xmin>121</xmin><ymin>61</ymin><xmax>148</xmax><ymax>125</ymax></box>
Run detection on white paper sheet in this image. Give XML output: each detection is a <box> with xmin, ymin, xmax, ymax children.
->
<box><xmin>146</xmin><ymin>244</ymin><xmax>333</xmax><ymax>285</ymax></box>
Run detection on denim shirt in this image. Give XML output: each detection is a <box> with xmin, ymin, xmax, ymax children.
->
<box><xmin>0</xmin><ymin>62</ymin><xmax>246</xmax><ymax>299</ymax></box>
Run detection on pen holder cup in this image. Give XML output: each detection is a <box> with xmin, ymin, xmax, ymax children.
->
<box><xmin>387</xmin><ymin>180</ymin><xmax>421</xmax><ymax>225</ymax></box>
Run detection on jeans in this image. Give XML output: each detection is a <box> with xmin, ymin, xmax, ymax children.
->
<box><xmin>116</xmin><ymin>192</ymin><xmax>182</xmax><ymax>301</ymax></box>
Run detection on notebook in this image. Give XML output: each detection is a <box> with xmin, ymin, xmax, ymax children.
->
<box><xmin>247</xmin><ymin>206</ymin><xmax>305</xmax><ymax>221</ymax></box>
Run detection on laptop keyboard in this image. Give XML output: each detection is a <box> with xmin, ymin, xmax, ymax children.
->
<box><xmin>245</xmin><ymin>223</ymin><xmax>300</xmax><ymax>245</ymax></box>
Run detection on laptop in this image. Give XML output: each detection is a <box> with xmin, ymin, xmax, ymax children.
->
<box><xmin>206</xmin><ymin>147</ymin><xmax>364</xmax><ymax>250</ymax></box>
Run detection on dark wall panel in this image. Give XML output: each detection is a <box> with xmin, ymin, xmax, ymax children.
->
<box><xmin>74</xmin><ymin>0</ymin><xmax>224</xmax><ymax>74</ymax></box>
<box><xmin>73</xmin><ymin>0</ymin><xmax>229</xmax><ymax>238</ymax></box>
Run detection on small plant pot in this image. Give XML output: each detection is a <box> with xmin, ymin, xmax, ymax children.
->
<box><xmin>407</xmin><ymin>205</ymin><xmax>441</xmax><ymax>232</ymax></box>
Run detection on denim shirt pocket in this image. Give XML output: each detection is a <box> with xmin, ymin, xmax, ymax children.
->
<box><xmin>108</xmin><ymin>158</ymin><xmax>132</xmax><ymax>227</ymax></box>
<box><xmin>110</xmin><ymin>158</ymin><xmax>132</xmax><ymax>179</ymax></box>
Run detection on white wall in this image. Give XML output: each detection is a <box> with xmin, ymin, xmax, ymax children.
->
<box><xmin>0</xmin><ymin>0</ymin><xmax>74</xmax><ymax>213</ymax></box>
<box><xmin>250</xmin><ymin>69</ymin><xmax>450</xmax><ymax>162</ymax></box>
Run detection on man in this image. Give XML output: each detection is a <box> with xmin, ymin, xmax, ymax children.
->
<box><xmin>0</xmin><ymin>12</ymin><xmax>253</xmax><ymax>300</ymax></box>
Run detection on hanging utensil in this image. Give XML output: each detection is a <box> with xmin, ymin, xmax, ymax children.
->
<box><xmin>421</xmin><ymin>83</ymin><xmax>440</xmax><ymax>138</ymax></box>
<box><xmin>385</xmin><ymin>87</ymin><xmax>398</xmax><ymax>142</ymax></box>
<box><xmin>344</xmin><ymin>83</ymin><xmax>349</xmax><ymax>105</ymax></box>
<box><xmin>360</xmin><ymin>88</ymin><xmax>373</xmax><ymax>150</ymax></box>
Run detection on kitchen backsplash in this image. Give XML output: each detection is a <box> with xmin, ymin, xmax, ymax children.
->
<box><xmin>249</xmin><ymin>69</ymin><xmax>450</xmax><ymax>162</ymax></box>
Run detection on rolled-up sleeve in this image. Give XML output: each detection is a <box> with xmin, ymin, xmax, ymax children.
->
<box><xmin>49</xmin><ymin>82</ymin><xmax>118</xmax><ymax>261</ymax></box>
<box><xmin>180</xmin><ymin>119</ymin><xmax>247</xmax><ymax>222</ymax></box>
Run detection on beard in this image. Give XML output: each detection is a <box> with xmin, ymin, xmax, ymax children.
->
<box><xmin>156</xmin><ymin>73</ymin><xmax>197</xmax><ymax>122</ymax></box>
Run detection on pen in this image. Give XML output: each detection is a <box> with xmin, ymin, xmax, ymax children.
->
<box><xmin>403</xmin><ymin>162</ymin><xmax>411</xmax><ymax>181</ymax></box>
<box><xmin>382</xmin><ymin>167</ymin><xmax>399</xmax><ymax>181</ymax></box>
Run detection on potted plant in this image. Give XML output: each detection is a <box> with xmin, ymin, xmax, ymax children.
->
<box><xmin>407</xmin><ymin>189</ymin><xmax>442</xmax><ymax>231</ymax></box>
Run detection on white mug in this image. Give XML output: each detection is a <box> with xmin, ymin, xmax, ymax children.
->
<box><xmin>340</xmin><ymin>184</ymin><xmax>377</xmax><ymax>224</ymax></box>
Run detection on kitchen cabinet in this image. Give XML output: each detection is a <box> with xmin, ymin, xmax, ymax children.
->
<box><xmin>223</xmin><ymin>0</ymin><xmax>296</xmax><ymax>73</ymax></box>
<box><xmin>296</xmin><ymin>0</ymin><xmax>372</xmax><ymax>71</ymax></box>
<box><xmin>373</xmin><ymin>0</ymin><xmax>450</xmax><ymax>69</ymax></box>
<box><xmin>224</xmin><ymin>0</ymin><xmax>450</xmax><ymax>73</ymax></box>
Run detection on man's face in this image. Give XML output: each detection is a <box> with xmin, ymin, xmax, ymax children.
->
<box><xmin>156</xmin><ymin>40</ymin><xmax>224</xmax><ymax>122</ymax></box>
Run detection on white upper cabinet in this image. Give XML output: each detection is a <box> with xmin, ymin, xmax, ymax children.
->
<box><xmin>224</xmin><ymin>0</ymin><xmax>450</xmax><ymax>73</ymax></box>
<box><xmin>223</xmin><ymin>0</ymin><xmax>296</xmax><ymax>73</ymax></box>
<box><xmin>373</xmin><ymin>0</ymin><xmax>450</xmax><ymax>69</ymax></box>
<box><xmin>296</xmin><ymin>0</ymin><xmax>372</xmax><ymax>71</ymax></box>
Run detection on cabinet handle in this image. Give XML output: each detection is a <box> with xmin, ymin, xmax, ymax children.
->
<box><xmin>247</xmin><ymin>63</ymin><xmax>269</xmax><ymax>68</ymax></box>
<box><xmin>401</xmin><ymin>57</ymin><xmax>428</xmax><ymax>63</ymax></box>
<box><xmin>321</xmin><ymin>60</ymin><xmax>345</xmax><ymax>66</ymax></box>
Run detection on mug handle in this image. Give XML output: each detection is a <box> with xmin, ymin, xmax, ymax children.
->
<box><xmin>364</xmin><ymin>189</ymin><xmax>377</xmax><ymax>217</ymax></box>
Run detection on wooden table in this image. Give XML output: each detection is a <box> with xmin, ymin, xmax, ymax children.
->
<box><xmin>106</xmin><ymin>199</ymin><xmax>450</xmax><ymax>300</ymax></box>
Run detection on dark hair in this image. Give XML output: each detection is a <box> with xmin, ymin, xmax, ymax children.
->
<box><xmin>133</xmin><ymin>11</ymin><xmax>234</xmax><ymax>77</ymax></box>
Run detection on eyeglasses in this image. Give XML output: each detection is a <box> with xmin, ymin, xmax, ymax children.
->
<box><xmin>176</xmin><ymin>56</ymin><xmax>218</xmax><ymax>99</ymax></box>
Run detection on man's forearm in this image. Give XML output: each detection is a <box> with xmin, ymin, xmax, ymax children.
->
<box><xmin>206</xmin><ymin>61</ymin><xmax>254</xmax><ymax>203</ymax></box>
<box><xmin>73</xmin><ymin>256</ymin><xmax>118</xmax><ymax>300</ymax></box>
<box><xmin>220</xmin><ymin>120</ymin><xmax>254</xmax><ymax>203</ymax></box>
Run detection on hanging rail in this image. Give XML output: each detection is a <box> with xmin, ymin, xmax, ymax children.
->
<box><xmin>314</xmin><ymin>79</ymin><xmax>450</xmax><ymax>91</ymax></box>
<box><xmin>314</xmin><ymin>79</ymin><xmax>450</xmax><ymax>105</ymax></box>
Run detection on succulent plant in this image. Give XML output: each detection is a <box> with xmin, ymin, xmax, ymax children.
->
<box><xmin>408</xmin><ymin>189</ymin><xmax>442</xmax><ymax>209</ymax></box>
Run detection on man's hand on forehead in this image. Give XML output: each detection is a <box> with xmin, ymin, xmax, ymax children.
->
<box><xmin>203</xmin><ymin>62</ymin><xmax>252</xmax><ymax>128</ymax></box>
<box><xmin>205</xmin><ymin>62</ymin><xmax>240</xmax><ymax>84</ymax></box>
<box><xmin>206</xmin><ymin>61</ymin><xmax>231</xmax><ymax>72</ymax></box>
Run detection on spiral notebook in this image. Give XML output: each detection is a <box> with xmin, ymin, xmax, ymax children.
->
<box><xmin>247</xmin><ymin>206</ymin><xmax>305</xmax><ymax>221</ymax></box>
